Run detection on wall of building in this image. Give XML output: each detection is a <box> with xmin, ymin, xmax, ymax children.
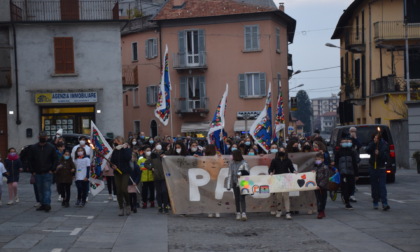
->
<box><xmin>5</xmin><ymin>22</ymin><xmax>123</xmax><ymax>149</ymax></box>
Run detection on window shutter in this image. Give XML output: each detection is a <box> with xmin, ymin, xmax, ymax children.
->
<box><xmin>276</xmin><ymin>28</ymin><xmax>280</xmax><ymax>51</ymax></box>
<box><xmin>239</xmin><ymin>74</ymin><xmax>246</xmax><ymax>98</ymax></box>
<box><xmin>178</xmin><ymin>31</ymin><xmax>186</xmax><ymax>67</ymax></box>
<box><xmin>198</xmin><ymin>29</ymin><xmax>205</xmax><ymax>65</ymax></box>
<box><xmin>253</xmin><ymin>25</ymin><xmax>259</xmax><ymax>50</ymax></box>
<box><xmin>153</xmin><ymin>38</ymin><xmax>158</xmax><ymax>58</ymax></box>
<box><xmin>244</xmin><ymin>26</ymin><xmax>251</xmax><ymax>50</ymax></box>
<box><xmin>146</xmin><ymin>86</ymin><xmax>152</xmax><ymax>105</ymax></box>
<box><xmin>180</xmin><ymin>76</ymin><xmax>187</xmax><ymax>111</ymax></box>
<box><xmin>145</xmin><ymin>40</ymin><xmax>149</xmax><ymax>59</ymax></box>
<box><xmin>54</xmin><ymin>37</ymin><xmax>74</xmax><ymax>74</ymax></box>
<box><xmin>259</xmin><ymin>72</ymin><xmax>266</xmax><ymax>96</ymax></box>
<box><xmin>199</xmin><ymin>76</ymin><xmax>206</xmax><ymax>108</ymax></box>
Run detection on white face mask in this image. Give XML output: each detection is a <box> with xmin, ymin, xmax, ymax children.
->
<box><xmin>132</xmin><ymin>141</ymin><xmax>137</xmax><ymax>145</ymax></box>
<box><xmin>155</xmin><ymin>145</ymin><xmax>162</xmax><ymax>151</ymax></box>
<box><xmin>176</xmin><ymin>148</ymin><xmax>182</xmax><ymax>154</ymax></box>
<box><xmin>145</xmin><ymin>151</ymin><xmax>152</xmax><ymax>156</ymax></box>
<box><xmin>77</xmin><ymin>151</ymin><xmax>84</xmax><ymax>156</ymax></box>
<box><xmin>79</xmin><ymin>140</ymin><xmax>86</xmax><ymax>146</ymax></box>
<box><xmin>191</xmin><ymin>147</ymin><xmax>198</xmax><ymax>152</ymax></box>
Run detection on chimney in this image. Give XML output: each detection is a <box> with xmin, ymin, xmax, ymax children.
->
<box><xmin>279</xmin><ymin>2</ymin><xmax>284</xmax><ymax>12</ymax></box>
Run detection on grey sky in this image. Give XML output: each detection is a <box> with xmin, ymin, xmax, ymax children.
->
<box><xmin>273</xmin><ymin>0</ymin><xmax>353</xmax><ymax>99</ymax></box>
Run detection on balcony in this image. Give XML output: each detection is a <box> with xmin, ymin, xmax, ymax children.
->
<box><xmin>371</xmin><ymin>75</ymin><xmax>420</xmax><ymax>96</ymax></box>
<box><xmin>0</xmin><ymin>67</ymin><xmax>12</xmax><ymax>88</ymax></box>
<box><xmin>175</xmin><ymin>97</ymin><xmax>209</xmax><ymax>115</ymax></box>
<box><xmin>10</xmin><ymin>0</ymin><xmax>119</xmax><ymax>22</ymax></box>
<box><xmin>343</xmin><ymin>27</ymin><xmax>365</xmax><ymax>53</ymax></box>
<box><xmin>374</xmin><ymin>21</ymin><xmax>420</xmax><ymax>41</ymax></box>
<box><xmin>122</xmin><ymin>65</ymin><xmax>138</xmax><ymax>86</ymax></box>
<box><xmin>172</xmin><ymin>52</ymin><xmax>207</xmax><ymax>70</ymax></box>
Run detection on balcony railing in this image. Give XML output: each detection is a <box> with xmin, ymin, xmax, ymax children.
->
<box><xmin>0</xmin><ymin>67</ymin><xmax>12</xmax><ymax>88</ymax></box>
<box><xmin>122</xmin><ymin>65</ymin><xmax>138</xmax><ymax>85</ymax></box>
<box><xmin>343</xmin><ymin>27</ymin><xmax>365</xmax><ymax>51</ymax></box>
<box><xmin>10</xmin><ymin>0</ymin><xmax>119</xmax><ymax>22</ymax></box>
<box><xmin>172</xmin><ymin>52</ymin><xmax>207</xmax><ymax>70</ymax></box>
<box><xmin>371</xmin><ymin>75</ymin><xmax>420</xmax><ymax>95</ymax></box>
<box><xmin>175</xmin><ymin>97</ymin><xmax>209</xmax><ymax>114</ymax></box>
<box><xmin>374</xmin><ymin>21</ymin><xmax>420</xmax><ymax>41</ymax></box>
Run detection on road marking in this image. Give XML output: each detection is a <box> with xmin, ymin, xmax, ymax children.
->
<box><xmin>363</xmin><ymin>192</ymin><xmax>406</xmax><ymax>203</ymax></box>
<box><xmin>51</xmin><ymin>249</ymin><xmax>63</xmax><ymax>252</ymax></box>
<box><xmin>70</xmin><ymin>228</ymin><xmax>82</xmax><ymax>236</ymax></box>
<box><xmin>43</xmin><ymin>228</ymin><xmax>82</xmax><ymax>236</ymax></box>
<box><xmin>65</xmin><ymin>215</ymin><xmax>94</xmax><ymax>219</ymax></box>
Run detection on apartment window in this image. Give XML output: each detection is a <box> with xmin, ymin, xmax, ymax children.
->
<box><xmin>54</xmin><ymin>37</ymin><xmax>74</xmax><ymax>74</ymax></box>
<box><xmin>133</xmin><ymin>87</ymin><xmax>139</xmax><ymax>107</ymax></box>
<box><xmin>132</xmin><ymin>42</ymin><xmax>138</xmax><ymax>61</ymax></box>
<box><xmin>354</xmin><ymin>59</ymin><xmax>361</xmax><ymax>88</ymax></box>
<box><xmin>244</xmin><ymin>25</ymin><xmax>260</xmax><ymax>51</ymax></box>
<box><xmin>179</xmin><ymin>76</ymin><xmax>206</xmax><ymax>112</ymax></box>
<box><xmin>134</xmin><ymin>120</ymin><xmax>140</xmax><ymax>134</ymax></box>
<box><xmin>146</xmin><ymin>85</ymin><xmax>159</xmax><ymax>106</ymax></box>
<box><xmin>406</xmin><ymin>0</ymin><xmax>420</xmax><ymax>23</ymax></box>
<box><xmin>408</xmin><ymin>48</ymin><xmax>420</xmax><ymax>79</ymax></box>
<box><xmin>145</xmin><ymin>38</ymin><xmax>158</xmax><ymax>59</ymax></box>
<box><xmin>125</xmin><ymin>94</ymin><xmax>128</xmax><ymax>106</ymax></box>
<box><xmin>275</xmin><ymin>28</ymin><xmax>280</xmax><ymax>53</ymax></box>
<box><xmin>238</xmin><ymin>72</ymin><xmax>266</xmax><ymax>98</ymax></box>
<box><xmin>178</xmin><ymin>29</ymin><xmax>205</xmax><ymax>67</ymax></box>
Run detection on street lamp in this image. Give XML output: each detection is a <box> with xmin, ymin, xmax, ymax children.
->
<box><xmin>325</xmin><ymin>43</ymin><xmax>341</xmax><ymax>49</ymax></box>
<box><xmin>290</xmin><ymin>84</ymin><xmax>304</xmax><ymax>91</ymax></box>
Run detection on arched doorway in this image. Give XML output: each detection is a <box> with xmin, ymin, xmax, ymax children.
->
<box><xmin>150</xmin><ymin>120</ymin><xmax>157</xmax><ymax>138</ymax></box>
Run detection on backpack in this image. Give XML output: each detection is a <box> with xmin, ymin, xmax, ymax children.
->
<box><xmin>338</xmin><ymin>155</ymin><xmax>354</xmax><ymax>175</ymax></box>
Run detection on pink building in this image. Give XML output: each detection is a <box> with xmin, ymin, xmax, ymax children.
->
<box><xmin>121</xmin><ymin>0</ymin><xmax>296</xmax><ymax>138</ymax></box>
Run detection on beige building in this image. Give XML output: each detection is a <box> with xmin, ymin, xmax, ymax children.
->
<box><xmin>121</xmin><ymin>0</ymin><xmax>296</xmax><ymax>138</ymax></box>
<box><xmin>311</xmin><ymin>94</ymin><xmax>339</xmax><ymax>131</ymax></box>
<box><xmin>331</xmin><ymin>0</ymin><xmax>420</xmax><ymax>126</ymax></box>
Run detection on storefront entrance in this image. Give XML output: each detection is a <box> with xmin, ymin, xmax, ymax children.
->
<box><xmin>40</xmin><ymin>106</ymin><xmax>95</xmax><ymax>137</ymax></box>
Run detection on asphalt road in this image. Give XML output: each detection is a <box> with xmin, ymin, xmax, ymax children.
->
<box><xmin>0</xmin><ymin>169</ymin><xmax>419</xmax><ymax>251</ymax></box>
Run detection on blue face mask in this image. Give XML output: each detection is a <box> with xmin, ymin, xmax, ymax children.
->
<box><xmin>149</xmin><ymin>140</ymin><xmax>154</xmax><ymax>144</ymax></box>
<box><xmin>315</xmin><ymin>160</ymin><xmax>323</xmax><ymax>165</ymax></box>
<box><xmin>270</xmin><ymin>149</ymin><xmax>278</xmax><ymax>153</ymax></box>
<box><xmin>245</xmin><ymin>141</ymin><xmax>251</xmax><ymax>146</ymax></box>
<box><xmin>248</xmin><ymin>152</ymin><xmax>255</xmax><ymax>156</ymax></box>
<box><xmin>231</xmin><ymin>147</ymin><xmax>237</xmax><ymax>151</ymax></box>
<box><xmin>64</xmin><ymin>156</ymin><xmax>70</xmax><ymax>160</ymax></box>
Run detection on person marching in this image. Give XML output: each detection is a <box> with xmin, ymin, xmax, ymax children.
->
<box><xmin>74</xmin><ymin>147</ymin><xmax>90</xmax><ymax>207</ymax></box>
<box><xmin>55</xmin><ymin>150</ymin><xmax>76</xmax><ymax>207</ymax></box>
<box><xmin>128</xmin><ymin>152</ymin><xmax>141</xmax><ymax>213</ymax></box>
<box><xmin>4</xmin><ymin>148</ymin><xmax>23</xmax><ymax>205</ymax></box>
<box><xmin>313</xmin><ymin>152</ymin><xmax>331</xmax><ymax>219</ymax></box>
<box><xmin>138</xmin><ymin>146</ymin><xmax>155</xmax><ymax>209</ymax></box>
<box><xmin>227</xmin><ymin>150</ymin><xmax>249</xmax><ymax>221</ymax></box>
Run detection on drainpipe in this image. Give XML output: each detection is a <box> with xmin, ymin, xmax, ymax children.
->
<box><xmin>12</xmin><ymin>23</ymin><xmax>21</xmax><ymax>125</ymax></box>
<box><xmin>368</xmin><ymin>1</ymin><xmax>373</xmax><ymax>117</ymax></box>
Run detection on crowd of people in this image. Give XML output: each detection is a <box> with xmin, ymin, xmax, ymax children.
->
<box><xmin>0</xmin><ymin>128</ymin><xmax>391</xmax><ymax>221</ymax></box>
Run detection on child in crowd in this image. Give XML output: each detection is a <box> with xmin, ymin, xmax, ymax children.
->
<box><xmin>227</xmin><ymin>150</ymin><xmax>249</xmax><ymax>221</ymax></box>
<box><xmin>5</xmin><ymin>147</ymin><xmax>23</xmax><ymax>205</ymax></box>
<box><xmin>313</xmin><ymin>152</ymin><xmax>331</xmax><ymax>219</ymax></box>
<box><xmin>56</xmin><ymin>150</ymin><xmax>76</xmax><ymax>207</ymax></box>
<box><xmin>74</xmin><ymin>147</ymin><xmax>90</xmax><ymax>207</ymax></box>
<box><xmin>128</xmin><ymin>152</ymin><xmax>140</xmax><ymax>213</ymax></box>
<box><xmin>138</xmin><ymin>146</ymin><xmax>155</xmax><ymax>209</ymax></box>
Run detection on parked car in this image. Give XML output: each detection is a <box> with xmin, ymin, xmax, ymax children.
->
<box><xmin>329</xmin><ymin>124</ymin><xmax>396</xmax><ymax>183</ymax></box>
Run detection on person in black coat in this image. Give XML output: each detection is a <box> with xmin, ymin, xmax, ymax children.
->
<box><xmin>268</xmin><ymin>147</ymin><xmax>296</xmax><ymax>220</ymax></box>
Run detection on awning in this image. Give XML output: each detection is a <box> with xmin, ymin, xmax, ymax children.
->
<box><xmin>181</xmin><ymin>122</ymin><xmax>210</xmax><ymax>133</ymax></box>
<box><xmin>233</xmin><ymin>120</ymin><xmax>256</xmax><ymax>132</ymax></box>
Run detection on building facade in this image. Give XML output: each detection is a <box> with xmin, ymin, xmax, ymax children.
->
<box><xmin>331</xmin><ymin>0</ymin><xmax>420</xmax><ymax>126</ymax></box>
<box><xmin>0</xmin><ymin>0</ymin><xmax>123</xmax><ymax>157</ymax></box>
<box><xmin>121</xmin><ymin>0</ymin><xmax>296</xmax><ymax>138</ymax></box>
<box><xmin>311</xmin><ymin>94</ymin><xmax>339</xmax><ymax>131</ymax></box>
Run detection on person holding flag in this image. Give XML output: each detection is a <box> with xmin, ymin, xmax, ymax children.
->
<box><xmin>207</xmin><ymin>84</ymin><xmax>228</xmax><ymax>154</ymax></box>
<box><xmin>155</xmin><ymin>45</ymin><xmax>172</xmax><ymax>128</ymax></box>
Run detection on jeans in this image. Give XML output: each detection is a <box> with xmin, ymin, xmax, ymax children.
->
<box><xmin>155</xmin><ymin>179</ymin><xmax>168</xmax><ymax>209</ymax></box>
<box><xmin>35</xmin><ymin>173</ymin><xmax>53</xmax><ymax>206</ymax></box>
<box><xmin>75</xmin><ymin>180</ymin><xmax>89</xmax><ymax>203</ymax></box>
<box><xmin>341</xmin><ymin>174</ymin><xmax>355</xmax><ymax>205</ymax></box>
<box><xmin>315</xmin><ymin>188</ymin><xmax>328</xmax><ymax>212</ymax></box>
<box><xmin>114</xmin><ymin>173</ymin><xmax>130</xmax><ymax>209</ymax></box>
<box><xmin>57</xmin><ymin>183</ymin><xmax>71</xmax><ymax>203</ymax></box>
<box><xmin>369</xmin><ymin>168</ymin><xmax>388</xmax><ymax>206</ymax></box>
<box><xmin>233</xmin><ymin>185</ymin><xmax>246</xmax><ymax>213</ymax></box>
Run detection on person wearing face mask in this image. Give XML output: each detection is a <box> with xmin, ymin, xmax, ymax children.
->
<box><xmin>313</xmin><ymin>152</ymin><xmax>332</xmax><ymax>219</ymax></box>
<box><xmin>4</xmin><ymin>147</ymin><xmax>23</xmax><ymax>205</ymax></box>
<box><xmin>230</xmin><ymin>144</ymin><xmax>238</xmax><ymax>153</ymax></box>
<box><xmin>27</xmin><ymin>131</ymin><xmax>58</xmax><ymax>212</ymax></box>
<box><xmin>247</xmin><ymin>149</ymin><xmax>256</xmax><ymax>156</ymax></box>
<box><xmin>286</xmin><ymin>141</ymin><xmax>300</xmax><ymax>153</ymax></box>
<box><xmin>170</xmin><ymin>142</ymin><xmax>187</xmax><ymax>156</ymax></box>
<box><xmin>110</xmin><ymin>136</ymin><xmax>133</xmax><ymax>216</ymax></box>
<box><xmin>74</xmin><ymin>147</ymin><xmax>90</xmax><ymax>208</ymax></box>
<box><xmin>138</xmin><ymin>146</ymin><xmax>155</xmax><ymax>209</ymax></box>
<box><xmin>269</xmin><ymin>144</ymin><xmax>279</xmax><ymax>154</ymax></box>
<box><xmin>188</xmin><ymin>141</ymin><xmax>203</xmax><ymax>157</ymax></box>
<box><xmin>71</xmin><ymin>136</ymin><xmax>92</xmax><ymax>162</ymax></box>
<box><xmin>334</xmin><ymin>134</ymin><xmax>358</xmax><ymax>210</ymax></box>
<box><xmin>268</xmin><ymin>147</ymin><xmax>295</xmax><ymax>220</ymax></box>
<box><xmin>55</xmin><ymin>150</ymin><xmax>76</xmax><ymax>208</ymax></box>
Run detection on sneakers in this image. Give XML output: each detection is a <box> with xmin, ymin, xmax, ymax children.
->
<box><xmin>125</xmin><ymin>206</ymin><xmax>131</xmax><ymax>216</ymax></box>
<box><xmin>275</xmin><ymin>211</ymin><xmax>282</xmax><ymax>218</ymax></box>
<box><xmin>345</xmin><ymin>204</ymin><xmax>354</xmax><ymax>210</ymax></box>
<box><xmin>15</xmin><ymin>196</ymin><xmax>19</xmax><ymax>203</ymax></box>
<box><xmin>44</xmin><ymin>205</ymin><xmax>51</xmax><ymax>212</ymax></box>
<box><xmin>108</xmin><ymin>194</ymin><xmax>113</xmax><ymax>200</ymax></box>
<box><xmin>7</xmin><ymin>200</ymin><xmax>14</xmax><ymax>205</ymax></box>
<box><xmin>75</xmin><ymin>200</ymin><xmax>81</xmax><ymax>207</ymax></box>
<box><xmin>241</xmin><ymin>212</ymin><xmax>247</xmax><ymax>221</ymax></box>
<box><xmin>373</xmin><ymin>203</ymin><xmax>379</xmax><ymax>210</ymax></box>
<box><xmin>113</xmin><ymin>195</ymin><xmax>117</xmax><ymax>202</ymax></box>
<box><xmin>118</xmin><ymin>208</ymin><xmax>124</xmax><ymax>216</ymax></box>
<box><xmin>215</xmin><ymin>213</ymin><xmax>220</xmax><ymax>218</ymax></box>
<box><xmin>36</xmin><ymin>205</ymin><xmax>46</xmax><ymax>211</ymax></box>
<box><xmin>349</xmin><ymin>196</ymin><xmax>357</xmax><ymax>202</ymax></box>
<box><xmin>270</xmin><ymin>210</ymin><xmax>276</xmax><ymax>215</ymax></box>
<box><xmin>317</xmin><ymin>211</ymin><xmax>324</xmax><ymax>219</ymax></box>
<box><xmin>34</xmin><ymin>202</ymin><xmax>41</xmax><ymax>207</ymax></box>
<box><xmin>383</xmin><ymin>205</ymin><xmax>390</xmax><ymax>211</ymax></box>
<box><xmin>80</xmin><ymin>202</ymin><xmax>86</xmax><ymax>208</ymax></box>
<box><xmin>58</xmin><ymin>195</ymin><xmax>62</xmax><ymax>202</ymax></box>
<box><xmin>285</xmin><ymin>212</ymin><xmax>292</xmax><ymax>220</ymax></box>
<box><xmin>208</xmin><ymin>213</ymin><xmax>214</xmax><ymax>218</ymax></box>
<box><xmin>236</xmin><ymin>212</ymin><xmax>241</xmax><ymax>220</ymax></box>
